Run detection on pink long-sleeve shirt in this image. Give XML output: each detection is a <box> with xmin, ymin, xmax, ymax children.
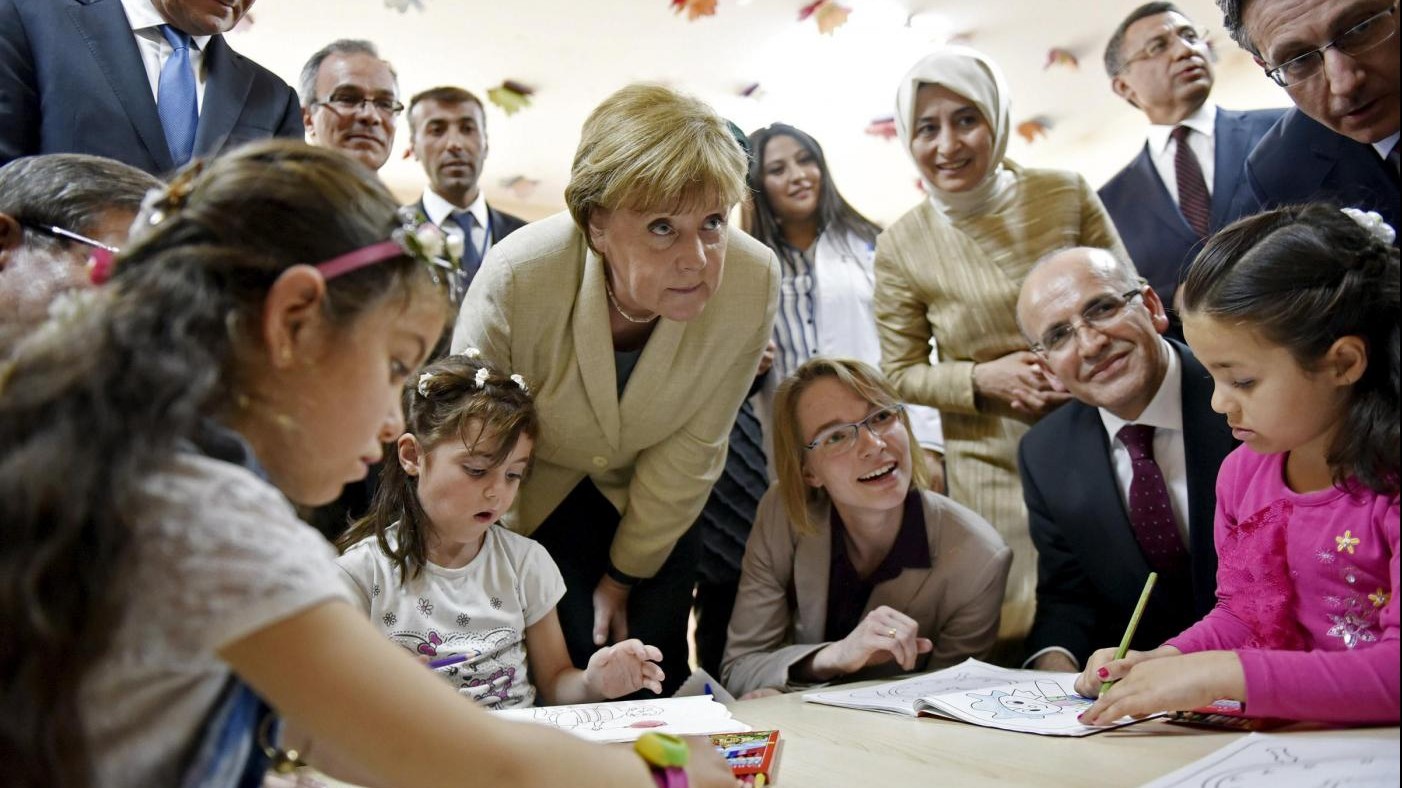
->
<box><xmin>1167</xmin><ymin>446</ymin><xmax>1399</xmax><ymax>724</ymax></box>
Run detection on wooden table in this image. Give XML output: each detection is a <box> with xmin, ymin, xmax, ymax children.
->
<box><xmin>724</xmin><ymin>688</ymin><xmax>1399</xmax><ymax>787</ymax></box>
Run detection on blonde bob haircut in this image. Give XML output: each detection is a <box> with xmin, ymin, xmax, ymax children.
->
<box><xmin>565</xmin><ymin>83</ymin><xmax>747</xmax><ymax>247</ymax></box>
<box><xmin>773</xmin><ymin>357</ymin><xmax>930</xmax><ymax>536</ymax></box>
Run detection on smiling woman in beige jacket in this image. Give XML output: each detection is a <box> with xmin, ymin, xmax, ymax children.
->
<box><xmin>451</xmin><ymin>84</ymin><xmax>779</xmax><ymax>695</ymax></box>
<box><xmin>722</xmin><ymin>358</ymin><xmax>1010</xmax><ymax>698</ymax></box>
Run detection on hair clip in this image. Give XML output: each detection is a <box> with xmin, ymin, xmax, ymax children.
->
<box><xmin>315</xmin><ymin>206</ymin><xmax>470</xmax><ymax>302</ymax></box>
<box><xmin>459</xmin><ymin>347</ymin><xmax>482</xmax><ymax>359</ymax></box>
<box><xmin>1341</xmin><ymin>207</ymin><xmax>1396</xmax><ymax>245</ymax></box>
<box><xmin>474</xmin><ymin>368</ymin><xmax>491</xmax><ymax>388</ymax></box>
<box><xmin>417</xmin><ymin>371</ymin><xmax>433</xmax><ymax>397</ymax></box>
<box><xmin>510</xmin><ymin>373</ymin><xmax>529</xmax><ymax>394</ymax></box>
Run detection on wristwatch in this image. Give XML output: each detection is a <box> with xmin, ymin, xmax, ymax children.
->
<box><xmin>634</xmin><ymin>731</ymin><xmax>688</xmax><ymax>788</ymax></box>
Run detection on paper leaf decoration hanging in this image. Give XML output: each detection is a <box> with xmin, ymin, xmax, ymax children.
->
<box><xmin>798</xmin><ymin>1</ymin><xmax>850</xmax><ymax>35</ymax></box>
<box><xmin>487</xmin><ymin>81</ymin><xmax>534</xmax><ymax>116</ymax></box>
<box><xmin>671</xmin><ymin>0</ymin><xmax>718</xmax><ymax>21</ymax></box>
<box><xmin>1016</xmin><ymin>116</ymin><xmax>1053</xmax><ymax>144</ymax></box>
<box><xmin>738</xmin><ymin>82</ymin><xmax>764</xmax><ymax>99</ymax></box>
<box><xmin>864</xmin><ymin>116</ymin><xmax>897</xmax><ymax>140</ymax></box>
<box><xmin>384</xmin><ymin>0</ymin><xmax>424</xmax><ymax>12</ymax></box>
<box><xmin>1043</xmin><ymin>47</ymin><xmax>1079</xmax><ymax>70</ymax></box>
<box><xmin>500</xmin><ymin>176</ymin><xmax>540</xmax><ymax>200</ymax></box>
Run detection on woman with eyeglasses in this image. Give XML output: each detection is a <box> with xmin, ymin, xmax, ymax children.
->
<box><xmin>874</xmin><ymin>47</ymin><xmax>1127</xmax><ymax>649</ymax></box>
<box><xmin>721</xmin><ymin>357</ymin><xmax>1010</xmax><ymax>698</ymax></box>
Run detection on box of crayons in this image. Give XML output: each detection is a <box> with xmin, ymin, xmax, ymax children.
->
<box><xmin>710</xmin><ymin>729</ymin><xmax>781</xmax><ymax>786</ymax></box>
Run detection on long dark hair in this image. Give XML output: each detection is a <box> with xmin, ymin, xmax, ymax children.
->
<box><xmin>336</xmin><ymin>355</ymin><xmax>538</xmax><ymax>583</ymax></box>
<box><xmin>745</xmin><ymin>123</ymin><xmax>881</xmax><ymax>266</ymax></box>
<box><xmin>0</xmin><ymin>140</ymin><xmax>449</xmax><ymax>787</ymax></box>
<box><xmin>1181</xmin><ymin>203</ymin><xmax>1400</xmax><ymax>494</ymax></box>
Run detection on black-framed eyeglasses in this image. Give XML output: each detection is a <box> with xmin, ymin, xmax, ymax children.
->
<box><xmin>19</xmin><ymin>220</ymin><xmax>120</xmax><ymax>254</ymax></box>
<box><xmin>1120</xmin><ymin>24</ymin><xmax>1209</xmax><ymax>71</ymax></box>
<box><xmin>804</xmin><ymin>404</ymin><xmax>906</xmax><ymax>454</ymax></box>
<box><xmin>1265</xmin><ymin>4</ymin><xmax>1397</xmax><ymax>87</ymax></box>
<box><xmin>313</xmin><ymin>91</ymin><xmax>405</xmax><ymax>117</ymax></box>
<box><xmin>1031</xmin><ymin>289</ymin><xmax>1145</xmax><ymax>357</ymax></box>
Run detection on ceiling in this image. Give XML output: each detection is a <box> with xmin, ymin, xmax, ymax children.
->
<box><xmin>228</xmin><ymin>0</ymin><xmax>1288</xmax><ymax>224</ymax></box>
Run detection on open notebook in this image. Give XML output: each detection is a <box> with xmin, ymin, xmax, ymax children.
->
<box><xmin>494</xmin><ymin>695</ymin><xmax>750</xmax><ymax>743</ymax></box>
<box><xmin>804</xmin><ymin>657</ymin><xmax>1150</xmax><ymax>737</ymax></box>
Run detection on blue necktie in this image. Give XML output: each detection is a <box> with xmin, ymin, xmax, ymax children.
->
<box><xmin>453</xmin><ymin>212</ymin><xmax>484</xmax><ymax>275</ymax></box>
<box><xmin>157</xmin><ymin>25</ymin><xmax>199</xmax><ymax>168</ymax></box>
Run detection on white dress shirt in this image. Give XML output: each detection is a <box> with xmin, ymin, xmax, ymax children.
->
<box><xmin>1146</xmin><ymin>102</ymin><xmax>1217</xmax><ymax>204</ymax></box>
<box><xmin>120</xmin><ymin>0</ymin><xmax>212</xmax><ymax>112</ymax></box>
<box><xmin>422</xmin><ymin>188</ymin><xmax>492</xmax><ymax>262</ymax></box>
<box><xmin>1097</xmin><ymin>339</ymin><xmax>1190</xmax><ymax>546</ymax></box>
<box><xmin>1372</xmin><ymin>131</ymin><xmax>1400</xmax><ymax>161</ymax></box>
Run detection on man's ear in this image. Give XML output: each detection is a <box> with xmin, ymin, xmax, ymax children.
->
<box><xmin>1142</xmin><ymin>284</ymin><xmax>1172</xmax><ymax>334</ymax></box>
<box><xmin>302</xmin><ymin>105</ymin><xmax>316</xmax><ymax>138</ymax></box>
<box><xmin>260</xmin><ymin>265</ymin><xmax>328</xmax><ymax>369</ymax></box>
<box><xmin>0</xmin><ymin>213</ymin><xmax>22</xmax><ymax>263</ymax></box>
<box><xmin>1032</xmin><ymin>354</ymin><xmax>1066</xmax><ymax>391</ymax></box>
<box><xmin>397</xmin><ymin>433</ymin><xmax>423</xmax><ymax>476</ymax></box>
<box><xmin>1325</xmin><ymin>335</ymin><xmax>1368</xmax><ymax>387</ymax></box>
<box><xmin>1110</xmin><ymin>75</ymin><xmax>1141</xmax><ymax>109</ymax></box>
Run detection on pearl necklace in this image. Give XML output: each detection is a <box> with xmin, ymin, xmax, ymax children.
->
<box><xmin>605</xmin><ymin>279</ymin><xmax>658</xmax><ymax>324</ymax></box>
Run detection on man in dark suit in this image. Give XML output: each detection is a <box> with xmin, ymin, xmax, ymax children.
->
<box><xmin>1099</xmin><ymin>2</ymin><xmax>1285</xmax><ymax>316</ymax></box>
<box><xmin>406</xmin><ymin>86</ymin><xmax>526</xmax><ymax>286</ymax></box>
<box><xmin>0</xmin><ymin>0</ymin><xmax>303</xmax><ymax>176</ymax></box>
<box><xmin>1214</xmin><ymin>0</ymin><xmax>1399</xmax><ymax>233</ymax></box>
<box><xmin>1015</xmin><ymin>247</ymin><xmax>1236</xmax><ymax>672</ymax></box>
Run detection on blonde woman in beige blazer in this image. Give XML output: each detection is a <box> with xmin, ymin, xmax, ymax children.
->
<box><xmin>451</xmin><ymin>84</ymin><xmax>779</xmax><ymax>695</ymax></box>
<box><xmin>722</xmin><ymin>358</ymin><xmax>1010</xmax><ymax>698</ymax></box>
<box><xmin>876</xmin><ymin>48</ymin><xmax>1127</xmax><ymax>647</ymax></box>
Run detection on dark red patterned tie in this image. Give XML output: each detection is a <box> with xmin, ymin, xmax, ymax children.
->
<box><xmin>1172</xmin><ymin>125</ymin><xmax>1211</xmax><ymax>238</ymax></box>
<box><xmin>1117</xmin><ymin>424</ymin><xmax>1189</xmax><ymax>573</ymax></box>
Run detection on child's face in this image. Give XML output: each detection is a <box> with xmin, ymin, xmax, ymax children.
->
<box><xmin>405</xmin><ymin>422</ymin><xmax>533</xmax><ymax>546</ymax></box>
<box><xmin>248</xmin><ymin>289</ymin><xmax>443</xmax><ymax>506</ymax></box>
<box><xmin>1184</xmin><ymin>313</ymin><xmax>1354</xmax><ymax>457</ymax></box>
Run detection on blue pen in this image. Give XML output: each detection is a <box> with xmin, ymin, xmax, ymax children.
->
<box><xmin>703</xmin><ymin>683</ymin><xmax>714</xmax><ymax>697</ymax></box>
<box><xmin>428</xmin><ymin>653</ymin><xmax>470</xmax><ymax>670</ymax></box>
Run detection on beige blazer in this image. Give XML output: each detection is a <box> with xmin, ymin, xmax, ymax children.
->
<box><xmin>451</xmin><ymin>212</ymin><xmax>779</xmax><ymax>578</ymax></box>
<box><xmin>873</xmin><ymin>163</ymin><xmax>1126</xmax><ymax>641</ymax></box>
<box><xmin>721</xmin><ymin>487</ymin><xmax>1012</xmax><ymax>697</ymax></box>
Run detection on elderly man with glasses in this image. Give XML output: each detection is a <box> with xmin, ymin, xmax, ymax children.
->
<box><xmin>300</xmin><ymin>40</ymin><xmax>402</xmax><ymax>172</ymax></box>
<box><xmin>1218</xmin><ymin>0</ymin><xmax>1400</xmax><ymax>235</ymax></box>
<box><xmin>1097</xmin><ymin>3</ymin><xmax>1285</xmax><ymax>325</ymax></box>
<box><xmin>1012</xmin><ymin>247</ymin><xmax>1235</xmax><ymax>673</ymax></box>
<box><xmin>0</xmin><ymin>153</ymin><xmax>159</xmax><ymax>347</ymax></box>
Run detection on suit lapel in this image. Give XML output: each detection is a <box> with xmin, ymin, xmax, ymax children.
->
<box><xmin>1211</xmin><ymin>109</ymin><xmax>1249</xmax><ymax>227</ymax></box>
<box><xmin>1130</xmin><ymin>146</ymin><xmax>1197</xmax><ymax>239</ymax></box>
<box><xmin>792</xmin><ymin>501</ymin><xmax>833</xmax><ymax>644</ymax></box>
<box><xmin>192</xmin><ymin>35</ymin><xmax>252</xmax><ymax>157</ymax></box>
<box><xmin>69</xmin><ymin>0</ymin><xmax>173</xmax><ymax>172</ymax></box>
<box><xmin>574</xmin><ymin>248</ymin><xmax>622</xmax><ymax>449</ymax></box>
<box><xmin>1062</xmin><ymin>403</ymin><xmax>1154</xmax><ymax>589</ymax></box>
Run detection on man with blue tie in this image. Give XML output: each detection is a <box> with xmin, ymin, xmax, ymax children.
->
<box><xmin>1214</xmin><ymin>0</ymin><xmax>1400</xmax><ymax>236</ymax></box>
<box><xmin>407</xmin><ymin>86</ymin><xmax>527</xmax><ymax>287</ymax></box>
<box><xmin>1097</xmin><ymin>3</ymin><xmax>1284</xmax><ymax>320</ymax></box>
<box><xmin>0</xmin><ymin>0</ymin><xmax>303</xmax><ymax>176</ymax></box>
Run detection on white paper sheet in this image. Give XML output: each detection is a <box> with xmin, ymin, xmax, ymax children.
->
<box><xmin>493</xmin><ymin>695</ymin><xmax>750</xmax><ymax>743</ymax></box>
<box><xmin>1140</xmin><ymin>732</ymin><xmax>1401</xmax><ymax>787</ymax></box>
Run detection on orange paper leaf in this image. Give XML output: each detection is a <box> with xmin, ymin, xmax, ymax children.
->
<box><xmin>671</xmin><ymin>0</ymin><xmax>718</xmax><ymax>21</ymax></box>
<box><xmin>1016</xmin><ymin>117</ymin><xmax>1052</xmax><ymax>144</ymax></box>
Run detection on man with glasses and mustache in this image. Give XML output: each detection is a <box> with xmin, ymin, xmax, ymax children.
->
<box><xmin>1012</xmin><ymin>247</ymin><xmax>1235</xmax><ymax>673</ymax></box>
<box><xmin>1217</xmin><ymin>0</ymin><xmax>1400</xmax><ymax>234</ymax></box>
<box><xmin>1098</xmin><ymin>3</ymin><xmax>1285</xmax><ymax>324</ymax></box>
<box><xmin>300</xmin><ymin>40</ymin><xmax>401</xmax><ymax>173</ymax></box>
<box><xmin>0</xmin><ymin>0</ymin><xmax>303</xmax><ymax>176</ymax></box>
<box><xmin>407</xmin><ymin>86</ymin><xmax>527</xmax><ymax>289</ymax></box>
<box><xmin>0</xmin><ymin>153</ymin><xmax>159</xmax><ymax>348</ymax></box>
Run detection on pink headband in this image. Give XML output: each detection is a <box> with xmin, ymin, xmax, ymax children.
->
<box><xmin>315</xmin><ymin>240</ymin><xmax>404</xmax><ymax>280</ymax></box>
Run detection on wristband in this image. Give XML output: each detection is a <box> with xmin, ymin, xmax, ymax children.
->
<box><xmin>635</xmin><ymin>732</ymin><xmax>688</xmax><ymax>788</ymax></box>
<box><xmin>606</xmin><ymin>564</ymin><xmax>643</xmax><ymax>587</ymax></box>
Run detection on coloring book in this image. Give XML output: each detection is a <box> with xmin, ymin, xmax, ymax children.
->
<box><xmin>493</xmin><ymin>695</ymin><xmax>751</xmax><ymax>743</ymax></box>
<box><xmin>804</xmin><ymin>657</ymin><xmax>1149</xmax><ymax>736</ymax></box>
<box><xmin>1140</xmin><ymin>732</ymin><xmax>1400</xmax><ymax>787</ymax></box>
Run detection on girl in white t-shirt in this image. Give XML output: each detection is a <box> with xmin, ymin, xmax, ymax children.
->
<box><xmin>336</xmin><ymin>353</ymin><xmax>665</xmax><ymax>709</ymax></box>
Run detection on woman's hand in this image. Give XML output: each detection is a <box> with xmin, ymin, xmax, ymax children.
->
<box><xmin>756</xmin><ymin>339</ymin><xmax>777</xmax><ymax>376</ymax></box>
<box><xmin>806</xmin><ymin>606</ymin><xmax>932</xmax><ymax>680</ymax></box>
<box><xmin>585</xmin><ymin>638</ymin><xmax>665</xmax><ymax>698</ymax></box>
<box><xmin>1079</xmin><ymin>650</ymin><xmax>1245</xmax><ymax>726</ymax></box>
<box><xmin>592</xmin><ymin>575</ymin><xmax>632</xmax><ymax>647</ymax></box>
<box><xmin>973</xmin><ymin>351</ymin><xmax>1071</xmax><ymax>417</ymax></box>
<box><xmin>922</xmin><ymin>449</ymin><xmax>946</xmax><ymax>495</ymax></box>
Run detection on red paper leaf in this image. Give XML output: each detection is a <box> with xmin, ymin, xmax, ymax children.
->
<box><xmin>864</xmin><ymin>116</ymin><xmax>897</xmax><ymax>140</ymax></box>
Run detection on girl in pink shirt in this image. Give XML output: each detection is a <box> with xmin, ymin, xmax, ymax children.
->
<box><xmin>1078</xmin><ymin>203</ymin><xmax>1399</xmax><ymax>726</ymax></box>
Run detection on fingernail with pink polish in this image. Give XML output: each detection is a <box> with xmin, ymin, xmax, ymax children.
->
<box><xmin>1097</xmin><ymin>667</ymin><xmax>1109</xmax><ymax>679</ymax></box>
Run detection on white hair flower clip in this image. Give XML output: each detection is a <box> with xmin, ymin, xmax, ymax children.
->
<box><xmin>510</xmin><ymin>374</ymin><xmax>529</xmax><ymax>394</ymax></box>
<box><xmin>1341</xmin><ymin>207</ymin><xmax>1396</xmax><ymax>245</ymax></box>
<box><xmin>417</xmin><ymin>371</ymin><xmax>434</xmax><ymax>397</ymax></box>
<box><xmin>459</xmin><ymin>347</ymin><xmax>482</xmax><ymax>359</ymax></box>
<box><xmin>412</xmin><ymin>223</ymin><xmax>446</xmax><ymax>260</ymax></box>
<box><xmin>474</xmin><ymin>368</ymin><xmax>491</xmax><ymax>388</ymax></box>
